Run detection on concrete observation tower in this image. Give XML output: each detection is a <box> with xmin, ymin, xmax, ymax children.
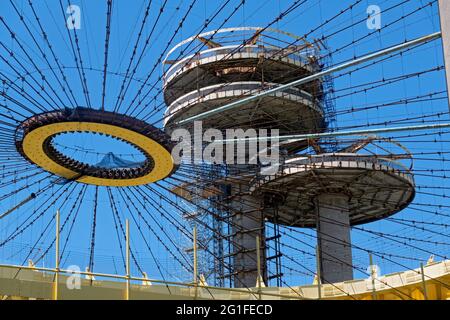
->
<box><xmin>162</xmin><ymin>27</ymin><xmax>416</xmax><ymax>288</ymax></box>
<box><xmin>162</xmin><ymin>27</ymin><xmax>326</xmax><ymax>288</ymax></box>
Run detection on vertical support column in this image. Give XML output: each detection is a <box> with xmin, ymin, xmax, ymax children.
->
<box><xmin>439</xmin><ymin>0</ymin><xmax>450</xmax><ymax>111</ymax></box>
<box><xmin>125</xmin><ymin>219</ymin><xmax>130</xmax><ymax>300</ymax></box>
<box><xmin>54</xmin><ymin>210</ymin><xmax>60</xmax><ymax>300</ymax></box>
<box><xmin>256</xmin><ymin>235</ymin><xmax>262</xmax><ymax>300</ymax></box>
<box><xmin>230</xmin><ymin>184</ymin><xmax>266</xmax><ymax>288</ymax></box>
<box><xmin>315</xmin><ymin>245</ymin><xmax>322</xmax><ymax>299</ymax></box>
<box><xmin>316</xmin><ymin>194</ymin><xmax>353</xmax><ymax>284</ymax></box>
<box><xmin>420</xmin><ymin>263</ymin><xmax>428</xmax><ymax>300</ymax></box>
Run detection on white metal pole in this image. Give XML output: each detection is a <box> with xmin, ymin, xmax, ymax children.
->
<box><xmin>315</xmin><ymin>245</ymin><xmax>321</xmax><ymax>300</ymax></box>
<box><xmin>125</xmin><ymin>219</ymin><xmax>130</xmax><ymax>300</ymax></box>
<box><xmin>369</xmin><ymin>253</ymin><xmax>377</xmax><ymax>300</ymax></box>
<box><xmin>438</xmin><ymin>0</ymin><xmax>450</xmax><ymax>111</ymax></box>
<box><xmin>54</xmin><ymin>210</ymin><xmax>60</xmax><ymax>300</ymax></box>
<box><xmin>420</xmin><ymin>263</ymin><xmax>428</xmax><ymax>300</ymax></box>
<box><xmin>256</xmin><ymin>235</ymin><xmax>262</xmax><ymax>300</ymax></box>
<box><xmin>177</xmin><ymin>32</ymin><xmax>441</xmax><ymax>125</ymax></box>
<box><xmin>217</xmin><ymin>121</ymin><xmax>450</xmax><ymax>143</ymax></box>
<box><xmin>193</xmin><ymin>226</ymin><xmax>198</xmax><ymax>299</ymax></box>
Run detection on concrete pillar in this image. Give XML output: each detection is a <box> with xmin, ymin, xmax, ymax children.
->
<box><xmin>230</xmin><ymin>185</ymin><xmax>266</xmax><ymax>288</ymax></box>
<box><xmin>439</xmin><ymin>0</ymin><xmax>450</xmax><ymax>111</ymax></box>
<box><xmin>316</xmin><ymin>194</ymin><xmax>353</xmax><ymax>284</ymax></box>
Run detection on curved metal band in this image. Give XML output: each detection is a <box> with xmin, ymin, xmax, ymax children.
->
<box><xmin>22</xmin><ymin>122</ymin><xmax>174</xmax><ymax>187</ymax></box>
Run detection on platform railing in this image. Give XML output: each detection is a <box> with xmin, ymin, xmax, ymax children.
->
<box><xmin>164</xmin><ymin>44</ymin><xmax>316</xmax><ymax>84</ymax></box>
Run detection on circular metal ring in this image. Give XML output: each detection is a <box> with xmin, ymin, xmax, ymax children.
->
<box><xmin>15</xmin><ymin>107</ymin><xmax>175</xmax><ymax>186</ymax></box>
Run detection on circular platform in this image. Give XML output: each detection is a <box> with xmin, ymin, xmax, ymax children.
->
<box><xmin>15</xmin><ymin>107</ymin><xmax>175</xmax><ymax>186</ymax></box>
<box><xmin>163</xmin><ymin>46</ymin><xmax>320</xmax><ymax>105</ymax></box>
<box><xmin>163</xmin><ymin>27</ymin><xmax>322</xmax><ymax>105</ymax></box>
<box><xmin>250</xmin><ymin>153</ymin><xmax>415</xmax><ymax>227</ymax></box>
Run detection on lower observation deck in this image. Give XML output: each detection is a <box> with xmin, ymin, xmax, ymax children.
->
<box><xmin>250</xmin><ymin>153</ymin><xmax>415</xmax><ymax>227</ymax></box>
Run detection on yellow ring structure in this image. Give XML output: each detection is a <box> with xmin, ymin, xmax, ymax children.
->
<box><xmin>22</xmin><ymin>122</ymin><xmax>175</xmax><ymax>187</ymax></box>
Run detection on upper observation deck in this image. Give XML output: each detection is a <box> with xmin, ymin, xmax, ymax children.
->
<box><xmin>162</xmin><ymin>27</ymin><xmax>323</xmax><ymax>105</ymax></box>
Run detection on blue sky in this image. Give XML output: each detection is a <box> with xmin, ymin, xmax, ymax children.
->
<box><xmin>0</xmin><ymin>0</ymin><xmax>448</xmax><ymax>287</ymax></box>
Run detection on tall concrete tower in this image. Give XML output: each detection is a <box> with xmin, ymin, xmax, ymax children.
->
<box><xmin>162</xmin><ymin>27</ymin><xmax>325</xmax><ymax>288</ymax></box>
